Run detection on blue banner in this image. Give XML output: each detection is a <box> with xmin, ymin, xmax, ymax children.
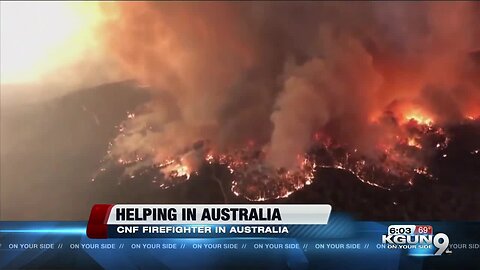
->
<box><xmin>1</xmin><ymin>214</ymin><xmax>479</xmax><ymax>269</ymax></box>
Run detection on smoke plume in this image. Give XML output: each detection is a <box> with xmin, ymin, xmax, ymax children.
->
<box><xmin>98</xmin><ymin>2</ymin><xmax>480</xmax><ymax>170</ymax></box>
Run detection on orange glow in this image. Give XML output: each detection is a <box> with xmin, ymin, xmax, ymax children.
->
<box><xmin>367</xmin><ymin>104</ymin><xmax>436</xmax><ymax>126</ymax></box>
<box><xmin>465</xmin><ymin>109</ymin><xmax>479</xmax><ymax>120</ymax></box>
<box><xmin>391</xmin><ymin>103</ymin><xmax>435</xmax><ymax>126</ymax></box>
<box><xmin>404</xmin><ymin>111</ymin><xmax>434</xmax><ymax>126</ymax></box>
<box><xmin>407</xmin><ymin>137</ymin><xmax>422</xmax><ymax>149</ymax></box>
<box><xmin>0</xmin><ymin>2</ymin><xmax>104</xmax><ymax>84</ymax></box>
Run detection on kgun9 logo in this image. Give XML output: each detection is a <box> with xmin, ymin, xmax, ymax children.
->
<box><xmin>382</xmin><ymin>232</ymin><xmax>450</xmax><ymax>256</ymax></box>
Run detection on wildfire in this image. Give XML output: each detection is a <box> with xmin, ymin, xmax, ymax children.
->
<box><xmin>404</xmin><ymin>113</ymin><xmax>434</xmax><ymax>126</ymax></box>
<box><xmin>162</xmin><ymin>163</ymin><xmax>191</xmax><ymax>180</ymax></box>
<box><xmin>224</xmin><ymin>151</ymin><xmax>317</xmax><ymax>201</ymax></box>
<box><xmin>407</xmin><ymin>137</ymin><xmax>422</xmax><ymax>149</ymax></box>
<box><xmin>93</xmin><ymin>105</ymin><xmax>474</xmax><ymax>201</ymax></box>
<box><xmin>309</xmin><ymin>110</ymin><xmax>450</xmax><ymax>190</ymax></box>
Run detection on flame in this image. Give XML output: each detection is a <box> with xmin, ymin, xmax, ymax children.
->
<box><xmin>163</xmin><ymin>163</ymin><xmax>191</xmax><ymax>180</ymax></box>
<box><xmin>226</xmin><ymin>151</ymin><xmax>317</xmax><ymax>201</ymax></box>
<box><xmin>404</xmin><ymin>111</ymin><xmax>434</xmax><ymax>126</ymax></box>
<box><xmin>93</xmin><ymin>107</ymin><xmax>462</xmax><ymax>201</ymax></box>
<box><xmin>407</xmin><ymin>137</ymin><xmax>422</xmax><ymax>149</ymax></box>
<box><xmin>310</xmin><ymin>113</ymin><xmax>450</xmax><ymax>190</ymax></box>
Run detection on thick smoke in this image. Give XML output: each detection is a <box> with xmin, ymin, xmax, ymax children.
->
<box><xmin>99</xmin><ymin>2</ymin><xmax>480</xmax><ymax>169</ymax></box>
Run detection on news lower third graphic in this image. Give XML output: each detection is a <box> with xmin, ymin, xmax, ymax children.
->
<box><xmin>86</xmin><ymin>204</ymin><xmax>331</xmax><ymax>238</ymax></box>
<box><xmin>1</xmin><ymin>204</ymin><xmax>479</xmax><ymax>270</ymax></box>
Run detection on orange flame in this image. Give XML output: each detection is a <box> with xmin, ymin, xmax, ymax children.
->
<box><xmin>403</xmin><ymin>111</ymin><xmax>434</xmax><ymax>126</ymax></box>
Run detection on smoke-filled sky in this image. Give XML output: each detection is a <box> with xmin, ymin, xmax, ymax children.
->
<box><xmin>2</xmin><ymin>2</ymin><xmax>480</xmax><ymax>169</ymax></box>
<box><xmin>0</xmin><ymin>2</ymin><xmax>123</xmax><ymax>101</ymax></box>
